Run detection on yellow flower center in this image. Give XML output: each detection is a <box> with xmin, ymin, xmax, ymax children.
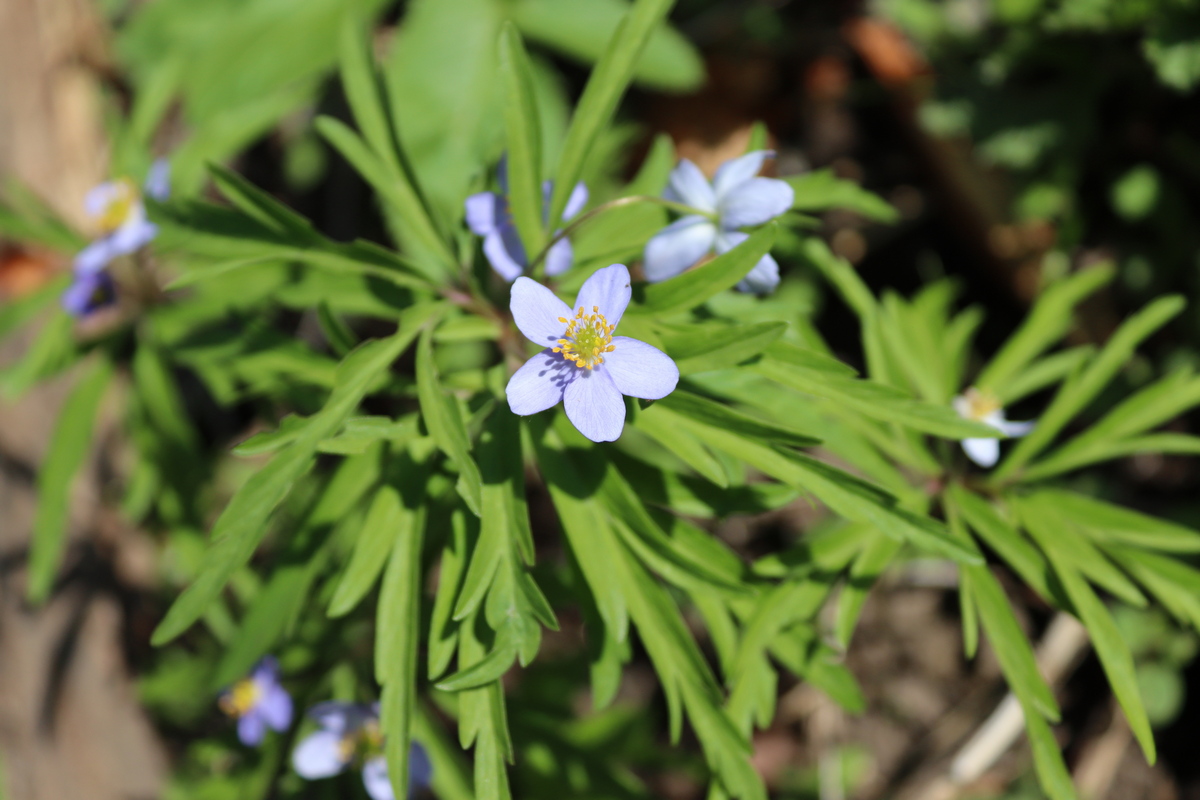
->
<box><xmin>553</xmin><ymin>305</ymin><xmax>616</xmax><ymax>370</ymax></box>
<box><xmin>95</xmin><ymin>179</ymin><xmax>140</xmax><ymax>235</ymax></box>
<box><xmin>958</xmin><ymin>387</ymin><xmax>1001</xmax><ymax>421</ymax></box>
<box><xmin>339</xmin><ymin>719</ymin><xmax>385</xmax><ymax>763</ymax></box>
<box><xmin>218</xmin><ymin>678</ymin><xmax>262</xmax><ymax>718</ymax></box>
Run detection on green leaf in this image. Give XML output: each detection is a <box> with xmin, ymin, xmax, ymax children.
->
<box><xmin>996</xmin><ymin>295</ymin><xmax>1185</xmax><ymax>480</ymax></box>
<box><xmin>659</xmin><ymin>320</ymin><xmax>787</xmax><ymax>375</ymax></box>
<box><xmin>631</xmin><ymin>406</ymin><xmax>731</xmax><ymax>487</ymax></box>
<box><xmin>635</xmin><ymin>224</ymin><xmax>776</xmax><ymax>315</ymax></box>
<box><xmin>416</xmin><ymin>326</ymin><xmax>483</xmax><ymax>515</ymax></box>
<box><xmin>0</xmin><ymin>275</ymin><xmax>68</xmax><ymax>343</ymax></box>
<box><xmin>376</xmin><ymin>477</ymin><xmax>427</xmax><ymax>800</ymax></box>
<box><xmin>437</xmin><ymin>626</ymin><xmax>519</xmax><ymax>692</ymax></box>
<box><xmin>0</xmin><ymin>313</ymin><xmax>78</xmax><ymax>399</ymax></box>
<box><xmin>752</xmin><ymin>357</ymin><xmax>1000</xmax><ymax>440</ymax></box>
<box><xmin>454</xmin><ymin>609</ymin><xmax>514</xmax><ymax>800</ymax></box>
<box><xmin>673</xmin><ymin>413</ymin><xmax>982</xmax><ymax>563</ymax></box>
<box><xmin>1112</xmin><ymin>546</ymin><xmax>1200</xmax><ymax>630</ymax></box>
<box><xmin>1016</xmin><ymin>497</ymin><xmax>1148</xmax><ymax>609</ymax></box>
<box><xmin>995</xmin><ymin>346</ymin><xmax>1093</xmax><ymax>406</ymax></box>
<box><xmin>655</xmin><ymin>389</ymin><xmax>819</xmax><ymax>449</ymax></box>
<box><xmin>328</xmin><ymin>485</ymin><xmax>403</xmax><ymax>617</ymax></box>
<box><xmin>950</xmin><ymin>486</ymin><xmax>1067</xmax><ymax>607</ymax></box>
<box><xmin>1020</xmin><ymin>489</ymin><xmax>1200</xmax><ymax>554</ymax></box>
<box><xmin>834</xmin><ymin>531</ymin><xmax>901</xmax><ymax>648</ymax></box>
<box><xmin>152</xmin><ymin>319</ymin><xmax>428</xmax><ymax>645</ymax></box>
<box><xmin>313</xmin><ymin>116</ymin><xmax>452</xmax><ymax>282</ymax></box>
<box><xmin>975</xmin><ymin>266</ymin><xmax>1113</xmax><ymax>392</ymax></box>
<box><xmin>546</xmin><ymin>0</ymin><xmax>679</xmax><ymax>226</ymax></box>
<box><xmin>28</xmin><ymin>359</ymin><xmax>113</xmax><ymax>604</ymax></box>
<box><xmin>499</xmin><ymin>23</ymin><xmax>546</xmax><ymax>260</ymax></box>
<box><xmin>1022</xmin><ymin>368</ymin><xmax>1200</xmax><ymax>479</ymax></box>
<box><xmin>428</xmin><ymin>509</ymin><xmax>470</xmax><ymax>679</ymax></box>
<box><xmin>785</xmin><ymin>169</ymin><xmax>899</xmax><ymax>223</ymax></box>
<box><xmin>1029</xmin><ymin>526</ymin><xmax>1157</xmax><ymax>764</ymax></box>
<box><xmin>512</xmin><ymin>0</ymin><xmax>704</xmax><ymax>92</ymax></box>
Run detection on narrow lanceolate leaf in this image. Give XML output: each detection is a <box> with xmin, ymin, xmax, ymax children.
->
<box><xmin>944</xmin><ymin>490</ymin><xmax>1061</xmax><ymax>721</ymax></box>
<box><xmin>785</xmin><ymin>169</ymin><xmax>898</xmax><ymax>223</ymax></box>
<box><xmin>499</xmin><ymin>23</ymin><xmax>545</xmax><ymax>259</ymax></box>
<box><xmin>416</xmin><ymin>327</ymin><xmax>483</xmax><ymax>515</ymax></box>
<box><xmin>428</xmin><ymin>510</ymin><xmax>471</xmax><ymax>680</ymax></box>
<box><xmin>377</xmin><ymin>486</ymin><xmax>427</xmax><ymax>800</ymax></box>
<box><xmin>153</xmin><ymin>318</ymin><xmax>431</xmax><ymax>645</ymax></box>
<box><xmin>976</xmin><ymin>266</ymin><xmax>1114</xmax><ymax>392</ymax></box>
<box><xmin>456</xmin><ymin>608</ymin><xmax>514</xmax><ymax>800</ymax></box>
<box><xmin>328</xmin><ymin>484</ymin><xmax>404</xmax><ymax>617</ymax></box>
<box><xmin>834</xmin><ymin>531</ymin><xmax>901</xmax><ymax>648</ymax></box>
<box><xmin>636</xmin><ymin>224</ymin><xmax>776</xmax><ymax>315</ymax></box>
<box><xmin>660</xmin><ymin>320</ymin><xmax>787</xmax><ymax>376</ymax></box>
<box><xmin>547</xmin><ymin>0</ymin><xmax>678</xmax><ymax>226</ymax></box>
<box><xmin>337</xmin><ymin>20</ymin><xmax>456</xmax><ymax>276</ymax></box>
<box><xmin>995</xmin><ymin>295</ymin><xmax>1185</xmax><ymax>480</ymax></box>
<box><xmin>1018</xmin><ymin>489</ymin><xmax>1200</xmax><ymax>554</ymax></box>
<box><xmin>656</xmin><ymin>390</ymin><xmax>819</xmax><ymax>448</ymax></box>
<box><xmin>1025</xmin><ymin>524</ymin><xmax>1157</xmax><ymax>764</ymax></box>
<box><xmin>28</xmin><ymin>359</ymin><xmax>113</xmax><ymax>603</ymax></box>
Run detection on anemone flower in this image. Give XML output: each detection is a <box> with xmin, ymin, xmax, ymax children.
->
<box><xmin>953</xmin><ymin>387</ymin><xmax>1034</xmax><ymax>468</ymax></box>
<box><xmin>642</xmin><ymin>150</ymin><xmax>793</xmax><ymax>294</ymax></box>
<box><xmin>292</xmin><ymin>702</ymin><xmax>433</xmax><ymax>800</ymax></box>
<box><xmin>505</xmin><ymin>263</ymin><xmax>678</xmax><ymax>442</ymax></box>
<box><xmin>465</xmin><ymin>158</ymin><xmax>588</xmax><ymax>281</ymax></box>
<box><xmin>218</xmin><ymin>656</ymin><xmax>293</xmax><ymax>746</ymax></box>
<box><xmin>73</xmin><ymin>159</ymin><xmax>170</xmax><ymax>276</ymax></box>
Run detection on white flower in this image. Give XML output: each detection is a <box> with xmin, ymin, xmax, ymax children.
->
<box><xmin>953</xmin><ymin>387</ymin><xmax>1034</xmax><ymax>468</ymax></box>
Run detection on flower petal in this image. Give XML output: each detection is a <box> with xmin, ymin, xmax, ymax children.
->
<box><xmin>465</xmin><ymin>191</ymin><xmax>501</xmax><ymax>236</ymax></box>
<box><xmin>306</xmin><ymin>701</ymin><xmax>368</xmax><ymax>734</ymax></box>
<box><xmin>997</xmin><ymin>419</ymin><xmax>1035</xmax><ymax>437</ymax></box>
<box><xmin>84</xmin><ymin>182</ymin><xmax>121</xmax><ymax>218</ymax></box>
<box><xmin>563</xmin><ymin>181</ymin><xmax>589</xmax><ymax>220</ymax></box>
<box><xmin>109</xmin><ymin>216</ymin><xmax>158</xmax><ymax>255</ymax></box>
<box><xmin>251</xmin><ymin>655</ymin><xmax>280</xmax><ymax>682</ymax></box>
<box><xmin>544</xmin><ymin>235</ymin><xmax>574</xmax><ymax>277</ymax></box>
<box><xmin>642</xmin><ymin>216</ymin><xmax>717</xmax><ymax>283</ymax></box>
<box><xmin>506</xmin><ymin>350</ymin><xmax>574</xmax><ymax>415</ymax></box>
<box><xmin>962</xmin><ymin>438</ymin><xmax>1000</xmax><ymax>468</ymax></box>
<box><xmin>574</xmin><ymin>263</ymin><xmax>632</xmax><ymax>326</ymax></box>
<box><xmin>61</xmin><ymin>271</ymin><xmax>114</xmax><ymax>317</ymax></box>
<box><xmin>510</xmin><ymin>277</ymin><xmax>572</xmax><ymax>346</ymax></box>
<box><xmin>259</xmin><ymin>684</ymin><xmax>293</xmax><ymax>731</ymax></box>
<box><xmin>144</xmin><ymin>159</ymin><xmax>171</xmax><ymax>201</ymax></box>
<box><xmin>74</xmin><ymin>239</ymin><xmax>118</xmax><ymax>275</ymax></box>
<box><xmin>717</xmin><ymin>177</ymin><xmax>793</xmax><ymax>228</ymax></box>
<box><xmin>292</xmin><ymin>730</ymin><xmax>348</xmax><ymax>779</ymax></box>
<box><xmin>483</xmin><ymin>227</ymin><xmax>526</xmax><ymax>282</ymax></box>
<box><xmin>736</xmin><ymin>253</ymin><xmax>780</xmax><ymax>294</ymax></box>
<box><xmin>716</xmin><ymin>229</ymin><xmax>781</xmax><ymax>293</ymax></box>
<box><xmin>663</xmin><ymin>159</ymin><xmax>716</xmax><ymax>212</ymax></box>
<box><xmin>563</xmin><ymin>370</ymin><xmax>625</xmax><ymax>442</ymax></box>
<box><xmin>409</xmin><ymin>743</ymin><xmax>434</xmax><ymax>790</ymax></box>
<box><xmin>238</xmin><ymin>711</ymin><xmax>267</xmax><ymax>746</ymax></box>
<box><xmin>362</xmin><ymin>757</ymin><xmax>395</xmax><ymax>800</ymax></box>
<box><xmin>603</xmin><ymin>337</ymin><xmax>678</xmax><ymax>400</ymax></box>
<box><xmin>712</xmin><ymin>150</ymin><xmax>772</xmax><ymax>199</ymax></box>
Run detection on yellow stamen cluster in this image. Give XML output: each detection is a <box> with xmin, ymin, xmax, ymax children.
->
<box><xmin>338</xmin><ymin>719</ymin><xmax>385</xmax><ymax>763</ymax></box>
<box><xmin>553</xmin><ymin>305</ymin><xmax>616</xmax><ymax>370</ymax></box>
<box><xmin>218</xmin><ymin>679</ymin><xmax>261</xmax><ymax>718</ymax></box>
<box><xmin>96</xmin><ymin>179</ymin><xmax>139</xmax><ymax>235</ymax></box>
<box><xmin>958</xmin><ymin>387</ymin><xmax>1001</xmax><ymax>421</ymax></box>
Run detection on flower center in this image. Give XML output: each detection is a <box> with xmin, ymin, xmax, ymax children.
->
<box><xmin>218</xmin><ymin>679</ymin><xmax>262</xmax><ymax>718</ymax></box>
<box><xmin>338</xmin><ymin>719</ymin><xmax>385</xmax><ymax>764</ymax></box>
<box><xmin>96</xmin><ymin>179</ymin><xmax>140</xmax><ymax>235</ymax></box>
<box><xmin>956</xmin><ymin>387</ymin><xmax>1001</xmax><ymax>421</ymax></box>
<box><xmin>553</xmin><ymin>305</ymin><xmax>616</xmax><ymax>370</ymax></box>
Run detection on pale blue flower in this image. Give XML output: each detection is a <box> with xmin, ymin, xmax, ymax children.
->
<box><xmin>953</xmin><ymin>388</ymin><xmax>1034</xmax><ymax>468</ymax></box>
<box><xmin>465</xmin><ymin>158</ymin><xmax>588</xmax><ymax>281</ymax></box>
<box><xmin>218</xmin><ymin>656</ymin><xmax>293</xmax><ymax>746</ymax></box>
<box><xmin>63</xmin><ymin>159</ymin><xmax>170</xmax><ymax>316</ymax></box>
<box><xmin>642</xmin><ymin>150</ymin><xmax>793</xmax><ymax>294</ymax></box>
<box><xmin>292</xmin><ymin>702</ymin><xmax>433</xmax><ymax>800</ymax></box>
<box><xmin>506</xmin><ymin>263</ymin><xmax>679</xmax><ymax>442</ymax></box>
